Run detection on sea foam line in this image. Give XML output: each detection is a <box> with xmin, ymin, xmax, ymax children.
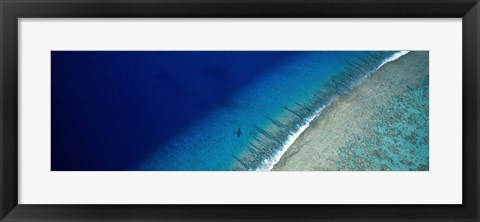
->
<box><xmin>257</xmin><ymin>51</ymin><xmax>410</xmax><ymax>171</ymax></box>
<box><xmin>255</xmin><ymin>105</ymin><xmax>327</xmax><ymax>171</ymax></box>
<box><xmin>378</xmin><ymin>51</ymin><xmax>410</xmax><ymax>68</ymax></box>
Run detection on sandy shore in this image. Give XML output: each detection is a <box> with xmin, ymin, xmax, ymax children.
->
<box><xmin>272</xmin><ymin>51</ymin><xmax>429</xmax><ymax>171</ymax></box>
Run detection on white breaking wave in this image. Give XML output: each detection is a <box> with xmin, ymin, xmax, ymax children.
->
<box><xmin>256</xmin><ymin>51</ymin><xmax>410</xmax><ymax>171</ymax></box>
<box><xmin>255</xmin><ymin>105</ymin><xmax>327</xmax><ymax>171</ymax></box>
<box><xmin>359</xmin><ymin>51</ymin><xmax>410</xmax><ymax>83</ymax></box>
<box><xmin>378</xmin><ymin>51</ymin><xmax>410</xmax><ymax>68</ymax></box>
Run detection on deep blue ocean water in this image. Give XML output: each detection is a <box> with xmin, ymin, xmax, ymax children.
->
<box><xmin>51</xmin><ymin>51</ymin><xmax>399</xmax><ymax>171</ymax></box>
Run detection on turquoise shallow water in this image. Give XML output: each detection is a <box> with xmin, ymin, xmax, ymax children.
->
<box><xmin>138</xmin><ymin>51</ymin><xmax>400</xmax><ymax>171</ymax></box>
<box><xmin>334</xmin><ymin>57</ymin><xmax>429</xmax><ymax>171</ymax></box>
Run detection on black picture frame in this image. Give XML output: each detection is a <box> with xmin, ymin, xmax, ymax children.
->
<box><xmin>1</xmin><ymin>0</ymin><xmax>479</xmax><ymax>221</ymax></box>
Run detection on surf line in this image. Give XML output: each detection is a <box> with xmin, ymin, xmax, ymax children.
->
<box><xmin>256</xmin><ymin>51</ymin><xmax>410</xmax><ymax>171</ymax></box>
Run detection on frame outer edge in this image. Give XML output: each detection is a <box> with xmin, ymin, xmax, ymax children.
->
<box><xmin>475</xmin><ymin>4</ymin><xmax>480</xmax><ymax>222</ymax></box>
<box><xmin>463</xmin><ymin>1</ymin><xmax>480</xmax><ymax>221</ymax></box>
<box><xmin>1</xmin><ymin>0</ymin><xmax>480</xmax><ymax>222</ymax></box>
<box><xmin>0</xmin><ymin>0</ymin><xmax>19</xmax><ymax>221</ymax></box>
<box><xmin>477</xmin><ymin>3</ymin><xmax>480</xmax><ymax>221</ymax></box>
<box><xmin>0</xmin><ymin>0</ymin><xmax>3</xmax><ymax>220</ymax></box>
<box><xmin>0</xmin><ymin>0</ymin><xmax>5</xmax><ymax>220</ymax></box>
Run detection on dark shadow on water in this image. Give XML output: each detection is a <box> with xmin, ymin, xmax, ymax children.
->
<box><xmin>51</xmin><ymin>51</ymin><xmax>297</xmax><ymax>170</ymax></box>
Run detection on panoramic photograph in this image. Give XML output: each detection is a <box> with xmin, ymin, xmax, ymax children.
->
<box><xmin>51</xmin><ymin>51</ymin><xmax>429</xmax><ymax>171</ymax></box>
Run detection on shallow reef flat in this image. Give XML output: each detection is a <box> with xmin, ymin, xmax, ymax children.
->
<box><xmin>272</xmin><ymin>51</ymin><xmax>429</xmax><ymax>171</ymax></box>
